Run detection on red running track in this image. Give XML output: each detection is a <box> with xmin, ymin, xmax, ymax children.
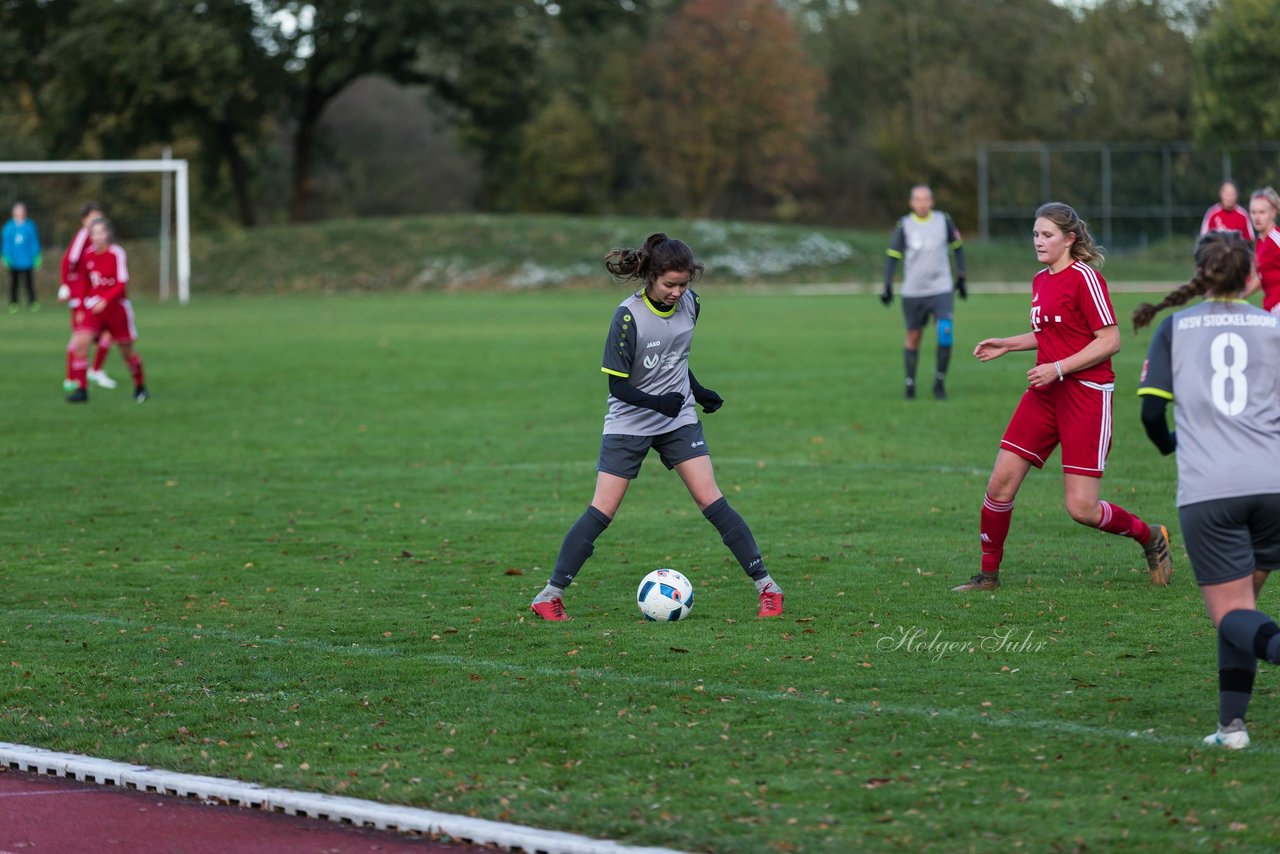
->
<box><xmin>0</xmin><ymin>768</ymin><xmax>483</xmax><ymax>853</ymax></box>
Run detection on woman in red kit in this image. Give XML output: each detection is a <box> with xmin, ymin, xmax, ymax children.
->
<box><xmin>952</xmin><ymin>202</ymin><xmax>1171</xmax><ymax>592</ymax></box>
<box><xmin>1245</xmin><ymin>187</ymin><xmax>1280</xmax><ymax>314</ymax></box>
<box><xmin>65</xmin><ymin>217</ymin><xmax>147</xmax><ymax>403</ymax></box>
<box><xmin>1200</xmin><ymin>179</ymin><xmax>1254</xmax><ymax>242</ymax></box>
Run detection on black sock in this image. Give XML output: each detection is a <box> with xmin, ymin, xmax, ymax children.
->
<box><xmin>1219</xmin><ymin>609</ymin><xmax>1280</xmax><ymax>665</ymax></box>
<box><xmin>936</xmin><ymin>345</ymin><xmax>952</xmax><ymax>381</ymax></box>
<box><xmin>549</xmin><ymin>506</ymin><xmax>611</xmax><ymax>589</ymax></box>
<box><xmin>1217</xmin><ymin>632</ymin><xmax>1256</xmax><ymax>725</ymax></box>
<box><xmin>904</xmin><ymin>348</ymin><xmax>919</xmax><ymax>388</ymax></box>
<box><xmin>703</xmin><ymin>497</ymin><xmax>766</xmax><ymax>581</ymax></box>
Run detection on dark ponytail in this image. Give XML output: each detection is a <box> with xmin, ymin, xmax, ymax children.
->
<box><xmin>1133</xmin><ymin>231</ymin><xmax>1253</xmax><ymax>330</ymax></box>
<box><xmin>605</xmin><ymin>233</ymin><xmax>704</xmax><ymax>286</ymax></box>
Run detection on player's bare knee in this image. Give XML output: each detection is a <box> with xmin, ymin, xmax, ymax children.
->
<box><xmin>1066</xmin><ymin>500</ymin><xmax>1101</xmax><ymax>526</ymax></box>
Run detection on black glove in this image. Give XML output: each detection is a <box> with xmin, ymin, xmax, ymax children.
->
<box><xmin>880</xmin><ymin>286</ymin><xmax>893</xmax><ymax>307</ymax></box>
<box><xmin>693</xmin><ymin>386</ymin><xmax>723</xmax><ymax>414</ymax></box>
<box><xmin>654</xmin><ymin>392</ymin><xmax>686</xmax><ymax>419</ymax></box>
<box><xmin>955</xmin><ymin>274</ymin><xmax>967</xmax><ymax>300</ymax></box>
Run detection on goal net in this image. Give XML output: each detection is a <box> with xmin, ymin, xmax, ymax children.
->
<box><xmin>0</xmin><ymin>158</ymin><xmax>191</xmax><ymax>303</ymax></box>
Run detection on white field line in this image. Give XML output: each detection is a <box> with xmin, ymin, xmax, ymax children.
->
<box><xmin>9</xmin><ymin>609</ymin><xmax>1265</xmax><ymax>755</ymax></box>
<box><xmin>727</xmin><ymin>281</ymin><xmax>1184</xmax><ymax>296</ymax></box>
<box><xmin>0</xmin><ymin>788</ymin><xmax>112</xmax><ymax>798</ymax></box>
<box><xmin>0</xmin><ymin>741</ymin><xmax>685</xmax><ymax>854</ymax></box>
<box><xmin>453</xmin><ymin>459</ymin><xmax>991</xmax><ymax>476</ymax></box>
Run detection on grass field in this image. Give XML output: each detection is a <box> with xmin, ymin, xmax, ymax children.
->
<box><xmin>1</xmin><ymin>284</ymin><xmax>1276</xmax><ymax>852</ymax></box>
<box><xmin>121</xmin><ymin>213</ymin><xmax>1197</xmax><ymax>296</ymax></box>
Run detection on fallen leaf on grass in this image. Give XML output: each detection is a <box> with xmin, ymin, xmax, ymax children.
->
<box><xmin>864</xmin><ymin>778</ymin><xmax>892</xmax><ymax>789</ymax></box>
<box><xmin>504</xmin><ymin>568</ymin><xmax>525</xmax><ymax>576</ymax></box>
<box><xmin>669</xmin><ymin>647</ymin><xmax>689</xmax><ymax>653</ymax></box>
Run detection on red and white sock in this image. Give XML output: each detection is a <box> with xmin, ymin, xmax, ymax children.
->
<box><xmin>92</xmin><ymin>340</ymin><xmax>111</xmax><ymax>372</ymax></box>
<box><xmin>69</xmin><ymin>348</ymin><xmax>88</xmax><ymax>390</ymax></box>
<box><xmin>126</xmin><ymin>353</ymin><xmax>145</xmax><ymax>388</ymax></box>
<box><xmin>1095</xmin><ymin>501</ymin><xmax>1151</xmax><ymax>546</ymax></box>
<box><xmin>980</xmin><ymin>493</ymin><xmax>1015</xmax><ymax>575</ymax></box>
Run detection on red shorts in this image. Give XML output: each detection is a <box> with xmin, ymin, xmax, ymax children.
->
<box><xmin>74</xmin><ymin>299</ymin><xmax>137</xmax><ymax>344</ymax></box>
<box><xmin>999</xmin><ymin>379</ymin><xmax>1113</xmax><ymax>478</ymax></box>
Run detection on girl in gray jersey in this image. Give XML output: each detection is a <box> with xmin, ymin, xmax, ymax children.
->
<box><xmin>530</xmin><ymin>233</ymin><xmax>784</xmax><ymax>621</ymax></box>
<box><xmin>1135</xmin><ymin>231</ymin><xmax>1280</xmax><ymax>749</ymax></box>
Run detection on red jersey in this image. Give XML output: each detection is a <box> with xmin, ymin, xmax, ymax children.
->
<box><xmin>1029</xmin><ymin>261</ymin><xmax>1116</xmax><ymax>385</ymax></box>
<box><xmin>81</xmin><ymin>244</ymin><xmax>129</xmax><ymax>308</ymax></box>
<box><xmin>60</xmin><ymin>227</ymin><xmax>91</xmax><ymax>305</ymax></box>
<box><xmin>1256</xmin><ymin>227</ymin><xmax>1280</xmax><ymax>312</ymax></box>
<box><xmin>1200</xmin><ymin>204</ymin><xmax>1255</xmax><ymax>241</ymax></box>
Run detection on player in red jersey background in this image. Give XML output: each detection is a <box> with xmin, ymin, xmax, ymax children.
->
<box><xmin>952</xmin><ymin>202</ymin><xmax>1172</xmax><ymax>592</ymax></box>
<box><xmin>58</xmin><ymin>202</ymin><xmax>118</xmax><ymax>391</ymax></box>
<box><xmin>1245</xmin><ymin>187</ymin><xmax>1280</xmax><ymax>314</ymax></box>
<box><xmin>65</xmin><ymin>217</ymin><xmax>147</xmax><ymax>403</ymax></box>
<box><xmin>1200</xmin><ymin>180</ymin><xmax>1255</xmax><ymax>242</ymax></box>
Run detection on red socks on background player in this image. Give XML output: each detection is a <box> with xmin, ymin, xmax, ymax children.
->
<box><xmin>1095</xmin><ymin>500</ymin><xmax>1151</xmax><ymax>545</ymax></box>
<box><xmin>67</xmin><ymin>345</ymin><xmax>88</xmax><ymax>390</ymax></box>
<box><xmin>980</xmin><ymin>493</ymin><xmax>1014</xmax><ymax>576</ymax></box>
<box><xmin>92</xmin><ymin>340</ymin><xmax>111</xmax><ymax>372</ymax></box>
<box><xmin>126</xmin><ymin>353</ymin><xmax>145</xmax><ymax>389</ymax></box>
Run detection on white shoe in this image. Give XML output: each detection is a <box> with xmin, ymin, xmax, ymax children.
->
<box><xmin>88</xmin><ymin>368</ymin><xmax>118</xmax><ymax>389</ymax></box>
<box><xmin>1203</xmin><ymin>718</ymin><xmax>1250</xmax><ymax>750</ymax></box>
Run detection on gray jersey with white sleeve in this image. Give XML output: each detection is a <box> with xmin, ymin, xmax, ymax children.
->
<box><xmin>1138</xmin><ymin>300</ymin><xmax>1280</xmax><ymax>506</ymax></box>
<box><xmin>600</xmin><ymin>290</ymin><xmax>700</xmax><ymax>436</ymax></box>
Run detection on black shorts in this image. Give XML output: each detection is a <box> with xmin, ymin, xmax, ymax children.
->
<box><xmin>597</xmin><ymin>422</ymin><xmax>709</xmax><ymax>480</ymax></box>
<box><xmin>1179</xmin><ymin>494</ymin><xmax>1280</xmax><ymax>586</ymax></box>
<box><xmin>902</xmin><ymin>293</ymin><xmax>953</xmax><ymax>331</ymax></box>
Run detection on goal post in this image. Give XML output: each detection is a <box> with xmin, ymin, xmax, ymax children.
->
<box><xmin>0</xmin><ymin>156</ymin><xmax>191</xmax><ymax>304</ymax></box>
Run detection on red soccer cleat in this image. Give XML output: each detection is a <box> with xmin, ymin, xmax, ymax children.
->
<box><xmin>531</xmin><ymin>598</ymin><xmax>569</xmax><ymax>621</ymax></box>
<box><xmin>757</xmin><ymin>584</ymin><xmax>783</xmax><ymax>618</ymax></box>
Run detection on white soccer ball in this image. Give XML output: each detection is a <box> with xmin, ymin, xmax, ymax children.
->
<box><xmin>636</xmin><ymin>568</ymin><xmax>694</xmax><ymax>621</ymax></box>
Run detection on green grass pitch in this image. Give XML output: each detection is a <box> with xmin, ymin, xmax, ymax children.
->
<box><xmin>1</xmin><ymin>289</ymin><xmax>1275</xmax><ymax>852</ymax></box>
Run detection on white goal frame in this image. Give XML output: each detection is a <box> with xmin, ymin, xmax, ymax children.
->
<box><xmin>0</xmin><ymin>155</ymin><xmax>191</xmax><ymax>304</ymax></box>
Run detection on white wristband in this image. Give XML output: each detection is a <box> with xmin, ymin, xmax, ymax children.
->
<box><xmin>1054</xmin><ymin>361</ymin><xmax>1064</xmax><ymax>382</ymax></box>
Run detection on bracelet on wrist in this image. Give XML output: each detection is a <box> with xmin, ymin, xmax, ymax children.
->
<box><xmin>1054</xmin><ymin>361</ymin><xmax>1064</xmax><ymax>382</ymax></box>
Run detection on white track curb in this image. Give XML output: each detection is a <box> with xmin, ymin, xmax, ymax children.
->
<box><xmin>0</xmin><ymin>743</ymin><xmax>684</xmax><ymax>854</ymax></box>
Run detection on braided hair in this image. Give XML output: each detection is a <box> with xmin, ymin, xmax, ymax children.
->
<box><xmin>1132</xmin><ymin>231</ymin><xmax>1254</xmax><ymax>330</ymax></box>
<box><xmin>604</xmin><ymin>233</ymin><xmax>704</xmax><ymax>286</ymax></box>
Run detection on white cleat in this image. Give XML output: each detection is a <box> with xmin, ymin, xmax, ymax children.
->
<box><xmin>88</xmin><ymin>368</ymin><xmax>118</xmax><ymax>389</ymax></box>
<box><xmin>1203</xmin><ymin>719</ymin><xmax>1250</xmax><ymax>750</ymax></box>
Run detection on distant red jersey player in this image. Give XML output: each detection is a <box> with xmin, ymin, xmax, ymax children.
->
<box><xmin>1245</xmin><ymin>187</ymin><xmax>1280</xmax><ymax>313</ymax></box>
<box><xmin>58</xmin><ymin>201</ymin><xmax>117</xmax><ymax>390</ymax></box>
<box><xmin>952</xmin><ymin>202</ymin><xmax>1172</xmax><ymax>592</ymax></box>
<box><xmin>1200</xmin><ymin>180</ymin><xmax>1255</xmax><ymax>242</ymax></box>
<box><xmin>65</xmin><ymin>217</ymin><xmax>147</xmax><ymax>403</ymax></box>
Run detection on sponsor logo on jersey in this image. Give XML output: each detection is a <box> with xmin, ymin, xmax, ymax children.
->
<box><xmin>646</xmin><ymin>340</ymin><xmax>662</xmax><ymax>348</ymax></box>
<box><xmin>643</xmin><ymin>354</ymin><xmax>660</xmax><ymax>369</ymax></box>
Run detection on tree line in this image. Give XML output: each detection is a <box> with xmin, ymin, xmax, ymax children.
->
<box><xmin>0</xmin><ymin>0</ymin><xmax>1267</xmax><ymax>231</ymax></box>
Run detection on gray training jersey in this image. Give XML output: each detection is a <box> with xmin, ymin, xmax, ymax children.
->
<box><xmin>887</xmin><ymin>211</ymin><xmax>962</xmax><ymax>297</ymax></box>
<box><xmin>600</xmin><ymin>289</ymin><xmax>700</xmax><ymax>436</ymax></box>
<box><xmin>1138</xmin><ymin>300</ymin><xmax>1280</xmax><ymax>506</ymax></box>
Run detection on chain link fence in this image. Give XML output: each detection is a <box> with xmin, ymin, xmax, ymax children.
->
<box><xmin>978</xmin><ymin>142</ymin><xmax>1280</xmax><ymax>249</ymax></box>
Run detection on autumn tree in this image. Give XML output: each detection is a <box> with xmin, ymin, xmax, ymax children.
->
<box><xmin>628</xmin><ymin>0</ymin><xmax>824</xmax><ymax>217</ymax></box>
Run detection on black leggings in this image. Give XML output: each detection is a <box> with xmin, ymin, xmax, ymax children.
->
<box><xmin>9</xmin><ymin>269</ymin><xmax>35</xmax><ymax>305</ymax></box>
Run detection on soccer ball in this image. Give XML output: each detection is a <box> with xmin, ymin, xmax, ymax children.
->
<box><xmin>636</xmin><ymin>568</ymin><xmax>694</xmax><ymax>621</ymax></box>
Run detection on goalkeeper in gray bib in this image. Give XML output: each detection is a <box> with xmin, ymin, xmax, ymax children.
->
<box><xmin>530</xmin><ymin>233</ymin><xmax>784</xmax><ymax>622</ymax></box>
<box><xmin>881</xmin><ymin>184</ymin><xmax>967</xmax><ymax>399</ymax></box>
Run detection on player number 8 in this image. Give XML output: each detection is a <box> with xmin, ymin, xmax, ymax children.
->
<box><xmin>1209</xmin><ymin>332</ymin><xmax>1248</xmax><ymax>417</ymax></box>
